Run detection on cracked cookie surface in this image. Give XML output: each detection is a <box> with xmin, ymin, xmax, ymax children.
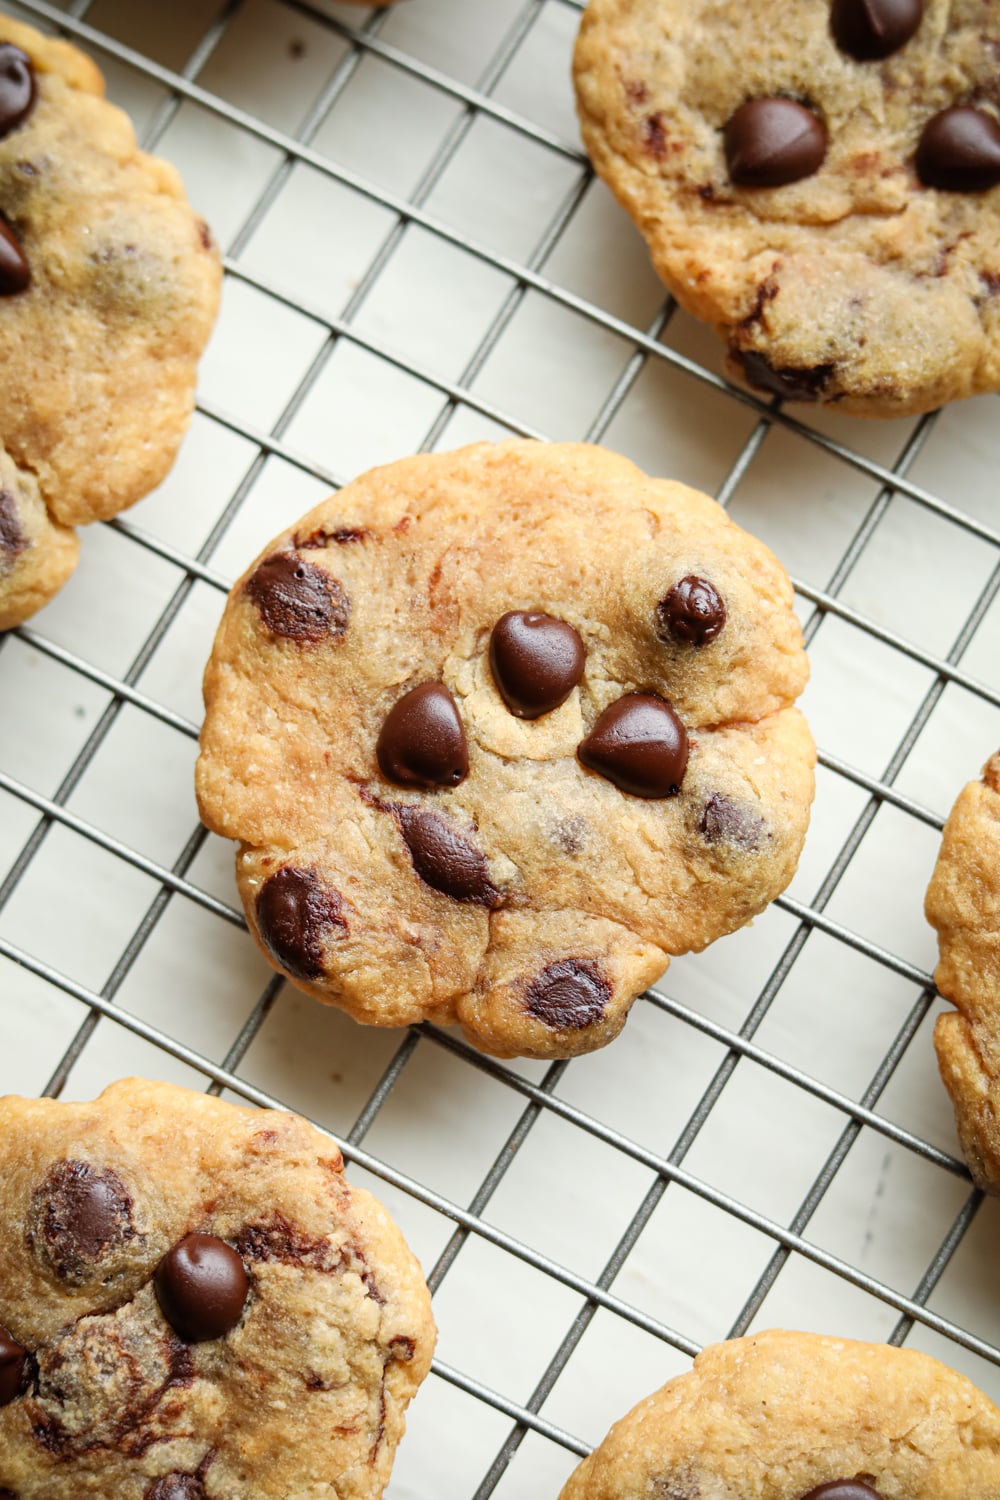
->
<box><xmin>197</xmin><ymin>440</ymin><xmax>814</xmax><ymax>1060</ymax></box>
<box><xmin>558</xmin><ymin>1329</ymin><xmax>1000</xmax><ymax>1499</ymax></box>
<box><xmin>0</xmin><ymin>13</ymin><xmax>220</xmax><ymax>631</ymax></box>
<box><xmin>0</xmin><ymin>1079</ymin><xmax>435</xmax><ymax>1500</ymax></box>
<box><xmin>926</xmin><ymin>751</ymin><xmax>1000</xmax><ymax>1194</ymax></box>
<box><xmin>574</xmin><ymin>0</ymin><xmax>1000</xmax><ymax>417</ymax></box>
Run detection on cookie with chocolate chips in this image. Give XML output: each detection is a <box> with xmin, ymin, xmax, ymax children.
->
<box><xmin>559</xmin><ymin>1329</ymin><xmax>1000</xmax><ymax>1499</ymax></box>
<box><xmin>197</xmin><ymin>440</ymin><xmax>814</xmax><ymax>1060</ymax></box>
<box><xmin>574</xmin><ymin>0</ymin><xmax>1000</xmax><ymax>417</ymax></box>
<box><xmin>925</xmin><ymin>751</ymin><xmax>1000</xmax><ymax>1195</ymax></box>
<box><xmin>0</xmin><ymin>1078</ymin><xmax>434</xmax><ymax>1500</ymax></box>
<box><xmin>0</xmin><ymin>13</ymin><xmax>220</xmax><ymax>631</ymax></box>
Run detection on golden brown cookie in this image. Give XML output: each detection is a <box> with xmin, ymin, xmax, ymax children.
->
<box><xmin>925</xmin><ymin>751</ymin><xmax>1000</xmax><ymax>1192</ymax></box>
<box><xmin>196</xmin><ymin>440</ymin><xmax>815</xmax><ymax>1060</ymax></box>
<box><xmin>559</xmin><ymin>1329</ymin><xmax>1000</xmax><ymax>1499</ymax></box>
<box><xmin>0</xmin><ymin>1078</ymin><xmax>435</xmax><ymax>1500</ymax></box>
<box><xmin>0</xmin><ymin>14</ymin><xmax>221</xmax><ymax>630</ymax></box>
<box><xmin>573</xmin><ymin>0</ymin><xmax>1000</xmax><ymax>417</ymax></box>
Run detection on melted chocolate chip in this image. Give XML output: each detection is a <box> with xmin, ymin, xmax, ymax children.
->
<box><xmin>524</xmin><ymin>960</ymin><xmax>610</xmax><ymax>1029</ymax></box>
<box><xmin>146</xmin><ymin>1479</ymin><xmax>204</xmax><ymax>1500</ymax></box>
<box><xmin>154</xmin><ymin>1234</ymin><xmax>248</xmax><ymax>1344</ymax></box>
<box><xmin>578</xmin><ymin>694</ymin><xmax>689</xmax><ymax>799</ymax></box>
<box><xmin>699</xmin><ymin>793</ymin><xmax>765</xmax><ymax>850</ymax></box>
<box><xmin>376</xmin><ymin>682</ymin><xmax>469</xmax><ymax>789</ymax></box>
<box><xmin>397</xmin><ymin>805</ymin><xmax>501</xmax><ymax>906</ymax></box>
<box><xmin>657</xmin><ymin>577</ymin><xmax>726</xmax><ymax>646</ymax></box>
<box><xmin>0</xmin><ymin>490</ymin><xmax>25</xmax><ymax>559</ymax></box>
<box><xmin>489</xmin><ymin>611</ymin><xmax>585</xmax><ymax>718</ymax></box>
<box><xmin>0</xmin><ymin>44</ymin><xmax>35</xmax><ymax>139</ymax></box>
<box><xmin>245</xmin><ymin>552</ymin><xmax>349</xmax><ymax>642</ymax></box>
<box><xmin>0</xmin><ymin>219</ymin><xmax>29</xmax><ymax>295</ymax></box>
<box><xmin>0</xmin><ymin>1324</ymin><xmax>26</xmax><ymax>1407</ymax></box>
<box><xmin>724</xmin><ymin>98</ymin><xmax>827</xmax><ymax>187</ymax></box>
<box><xmin>736</xmin><ymin>349</ymin><xmax>835</xmax><ymax>402</ymax></box>
<box><xmin>30</xmin><ymin>1160</ymin><xmax>135</xmax><ymax>1280</ymax></box>
<box><xmin>256</xmin><ymin>866</ymin><xmax>345</xmax><ymax>981</ymax></box>
<box><xmin>916</xmin><ymin>106</ymin><xmax>1000</xmax><ymax>193</ymax></box>
<box><xmin>831</xmin><ymin>0</ymin><xmax>923</xmax><ymax>59</ymax></box>
<box><xmin>800</xmin><ymin>1485</ymin><xmax>885</xmax><ymax>1500</ymax></box>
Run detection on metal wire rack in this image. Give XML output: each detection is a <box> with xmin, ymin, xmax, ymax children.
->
<box><xmin>2</xmin><ymin>0</ymin><xmax>1000</xmax><ymax>1494</ymax></box>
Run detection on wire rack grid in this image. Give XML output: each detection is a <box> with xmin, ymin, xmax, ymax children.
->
<box><xmin>2</xmin><ymin>0</ymin><xmax>1000</xmax><ymax>1495</ymax></box>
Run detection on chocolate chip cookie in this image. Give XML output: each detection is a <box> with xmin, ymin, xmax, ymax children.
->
<box><xmin>0</xmin><ymin>14</ymin><xmax>221</xmax><ymax>631</ymax></box>
<box><xmin>925</xmin><ymin>751</ymin><xmax>1000</xmax><ymax>1194</ymax></box>
<box><xmin>0</xmin><ymin>1078</ymin><xmax>435</xmax><ymax>1499</ymax></box>
<box><xmin>558</xmin><ymin>1328</ymin><xmax>1000</xmax><ymax>1498</ymax></box>
<box><xmin>574</xmin><ymin>0</ymin><xmax>1000</xmax><ymax>417</ymax></box>
<box><xmin>196</xmin><ymin>440</ymin><xmax>814</xmax><ymax>1060</ymax></box>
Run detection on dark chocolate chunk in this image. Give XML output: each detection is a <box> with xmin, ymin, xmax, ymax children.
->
<box><xmin>800</xmin><ymin>1485</ymin><xmax>885</xmax><ymax>1500</ymax></box>
<box><xmin>578</xmin><ymin>694</ymin><xmax>689</xmax><ymax>799</ymax></box>
<box><xmin>699</xmin><ymin>793</ymin><xmax>765</xmax><ymax>850</ymax></box>
<box><xmin>0</xmin><ymin>218</ymin><xmax>29</xmax><ymax>295</ymax></box>
<box><xmin>0</xmin><ymin>1324</ymin><xmax>26</xmax><ymax>1407</ymax></box>
<box><xmin>376</xmin><ymin>682</ymin><xmax>469</xmax><ymax>789</ymax></box>
<box><xmin>256</xmin><ymin>866</ymin><xmax>345</xmax><ymax>981</ymax></box>
<box><xmin>0</xmin><ymin>44</ymin><xmax>35</xmax><ymax>139</ymax></box>
<box><xmin>724</xmin><ymin>98</ymin><xmax>827</xmax><ymax>187</ymax></box>
<box><xmin>398</xmin><ymin>805</ymin><xmax>501</xmax><ymax>906</ymax></box>
<box><xmin>489</xmin><ymin>610</ymin><xmax>585</xmax><ymax>718</ymax></box>
<box><xmin>244</xmin><ymin>552</ymin><xmax>349</xmax><ymax>642</ymax></box>
<box><xmin>736</xmin><ymin>349</ymin><xmax>835</xmax><ymax>402</ymax></box>
<box><xmin>146</xmin><ymin>1477</ymin><xmax>205</xmax><ymax>1500</ymax></box>
<box><xmin>831</xmin><ymin>0</ymin><xmax>923</xmax><ymax>59</ymax></box>
<box><xmin>0</xmin><ymin>490</ymin><xmax>25</xmax><ymax>559</ymax></box>
<box><xmin>524</xmin><ymin>959</ymin><xmax>610</xmax><ymax>1030</ymax></box>
<box><xmin>154</xmin><ymin>1234</ymin><xmax>248</xmax><ymax>1344</ymax></box>
<box><xmin>30</xmin><ymin>1159</ymin><xmax>135</xmax><ymax>1280</ymax></box>
<box><xmin>916</xmin><ymin>106</ymin><xmax>1000</xmax><ymax>193</ymax></box>
<box><xmin>657</xmin><ymin>577</ymin><xmax>726</xmax><ymax>646</ymax></box>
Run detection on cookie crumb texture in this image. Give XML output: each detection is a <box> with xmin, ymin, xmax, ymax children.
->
<box><xmin>926</xmin><ymin>752</ymin><xmax>1000</xmax><ymax>1193</ymax></box>
<box><xmin>0</xmin><ymin>1079</ymin><xmax>435</xmax><ymax>1499</ymax></box>
<box><xmin>574</xmin><ymin>0</ymin><xmax>1000</xmax><ymax>417</ymax></box>
<box><xmin>558</xmin><ymin>1329</ymin><xmax>1000</xmax><ymax>1498</ymax></box>
<box><xmin>197</xmin><ymin>441</ymin><xmax>815</xmax><ymax>1060</ymax></box>
<box><xmin>0</xmin><ymin>13</ymin><xmax>220</xmax><ymax>631</ymax></box>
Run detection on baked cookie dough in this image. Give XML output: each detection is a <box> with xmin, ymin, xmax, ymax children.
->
<box><xmin>0</xmin><ymin>1078</ymin><xmax>434</xmax><ymax>1500</ymax></box>
<box><xmin>197</xmin><ymin>440</ymin><xmax>815</xmax><ymax>1060</ymax></box>
<box><xmin>574</xmin><ymin>0</ymin><xmax>1000</xmax><ymax>417</ymax></box>
<box><xmin>0</xmin><ymin>14</ymin><xmax>221</xmax><ymax>631</ymax></box>
<box><xmin>558</xmin><ymin>1329</ymin><xmax>1000</xmax><ymax>1498</ymax></box>
<box><xmin>925</xmin><ymin>751</ymin><xmax>1000</xmax><ymax>1193</ymax></box>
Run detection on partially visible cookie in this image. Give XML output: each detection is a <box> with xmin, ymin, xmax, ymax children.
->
<box><xmin>926</xmin><ymin>752</ymin><xmax>1000</xmax><ymax>1192</ymax></box>
<box><xmin>0</xmin><ymin>1078</ymin><xmax>435</xmax><ymax>1500</ymax></box>
<box><xmin>559</xmin><ymin>1329</ymin><xmax>1000</xmax><ymax>1498</ymax></box>
<box><xmin>574</xmin><ymin>0</ymin><xmax>1000</xmax><ymax>417</ymax></box>
<box><xmin>197</xmin><ymin>440</ymin><xmax>815</xmax><ymax>1060</ymax></box>
<box><xmin>0</xmin><ymin>13</ymin><xmax>221</xmax><ymax>629</ymax></box>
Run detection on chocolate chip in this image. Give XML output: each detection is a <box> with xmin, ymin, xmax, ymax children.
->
<box><xmin>0</xmin><ymin>44</ymin><xmax>35</xmax><ymax>139</ymax></box>
<box><xmin>831</xmin><ymin>0</ymin><xmax>923</xmax><ymax>59</ymax></box>
<box><xmin>724</xmin><ymin>98</ymin><xmax>827</xmax><ymax>186</ymax></box>
<box><xmin>30</xmin><ymin>1160</ymin><xmax>135</xmax><ymax>1281</ymax></box>
<box><xmin>256</xmin><ymin>866</ymin><xmax>345</xmax><ymax>981</ymax></box>
<box><xmin>244</xmin><ymin>552</ymin><xmax>349</xmax><ymax>642</ymax></box>
<box><xmin>376</xmin><ymin>682</ymin><xmax>469</xmax><ymax>789</ymax></box>
<box><xmin>154</xmin><ymin>1234</ymin><xmax>248</xmax><ymax>1344</ymax></box>
<box><xmin>397</xmin><ymin>805</ymin><xmax>501</xmax><ymax>906</ymax></box>
<box><xmin>699</xmin><ymin>793</ymin><xmax>765</xmax><ymax>850</ymax></box>
<box><xmin>489</xmin><ymin>611</ymin><xmax>585</xmax><ymax>719</ymax></box>
<box><xmin>735</xmin><ymin>349</ymin><xmax>835</xmax><ymax>402</ymax></box>
<box><xmin>578</xmin><ymin>694</ymin><xmax>689</xmax><ymax>799</ymax></box>
<box><xmin>0</xmin><ymin>218</ymin><xmax>29</xmax><ymax>295</ymax></box>
<box><xmin>295</xmin><ymin>524</ymin><xmax>370</xmax><ymax>548</ymax></box>
<box><xmin>657</xmin><ymin>577</ymin><xmax>726</xmax><ymax>647</ymax></box>
<box><xmin>916</xmin><ymin>106</ymin><xmax>1000</xmax><ymax>192</ymax></box>
<box><xmin>0</xmin><ymin>1325</ymin><xmax>26</xmax><ymax>1407</ymax></box>
<box><xmin>524</xmin><ymin>960</ymin><xmax>610</xmax><ymax>1029</ymax></box>
<box><xmin>800</xmin><ymin>1485</ymin><xmax>885</xmax><ymax>1500</ymax></box>
<box><xmin>146</xmin><ymin>1477</ymin><xmax>205</xmax><ymax>1500</ymax></box>
<box><xmin>0</xmin><ymin>490</ymin><xmax>25</xmax><ymax>559</ymax></box>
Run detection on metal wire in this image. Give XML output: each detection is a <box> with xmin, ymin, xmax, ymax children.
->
<box><xmin>2</xmin><ymin>0</ymin><xmax>999</xmax><ymax>1494</ymax></box>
